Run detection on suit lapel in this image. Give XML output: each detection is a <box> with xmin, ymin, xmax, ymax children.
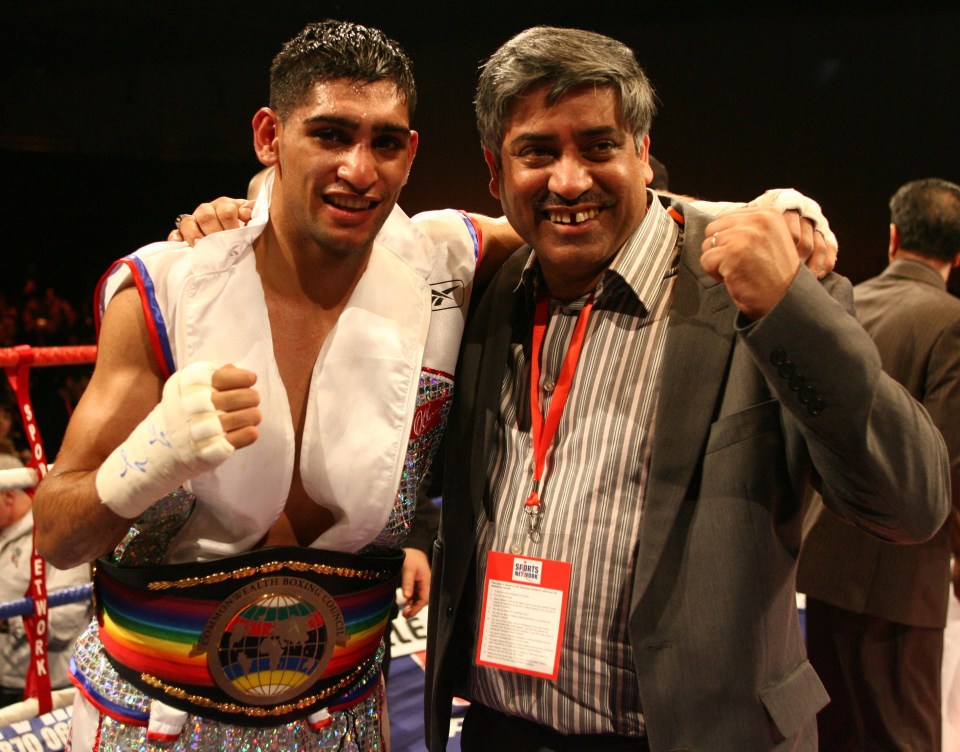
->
<box><xmin>631</xmin><ymin>210</ymin><xmax>738</xmax><ymax>608</ymax></box>
<box><xmin>469</xmin><ymin>249</ymin><xmax>532</xmax><ymax>523</ymax></box>
<box><xmin>470</xmin><ymin>220</ymin><xmax>739</xmax><ymax>605</ymax></box>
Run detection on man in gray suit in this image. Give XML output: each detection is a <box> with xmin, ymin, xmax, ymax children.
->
<box><xmin>425</xmin><ymin>28</ymin><xmax>951</xmax><ymax>751</ymax></box>
<box><xmin>798</xmin><ymin>178</ymin><xmax>960</xmax><ymax>750</ymax></box>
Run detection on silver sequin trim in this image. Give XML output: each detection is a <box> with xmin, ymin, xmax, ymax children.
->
<box><xmin>367</xmin><ymin>371</ymin><xmax>452</xmax><ymax>550</ymax></box>
<box><xmin>70</xmin><ymin>623</ymin><xmax>386</xmax><ymax>751</ymax></box>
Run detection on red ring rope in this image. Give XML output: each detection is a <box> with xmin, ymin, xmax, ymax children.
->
<box><xmin>0</xmin><ymin>345</ymin><xmax>97</xmax><ymax>368</ymax></box>
<box><xmin>2</xmin><ymin>343</ymin><xmax>96</xmax><ymax>714</ymax></box>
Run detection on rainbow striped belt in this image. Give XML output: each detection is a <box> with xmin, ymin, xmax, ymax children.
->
<box><xmin>93</xmin><ymin>546</ymin><xmax>402</xmax><ymax>726</ymax></box>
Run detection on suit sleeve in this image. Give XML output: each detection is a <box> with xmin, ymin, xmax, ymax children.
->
<box><xmin>739</xmin><ymin>267</ymin><xmax>951</xmax><ymax>543</ymax></box>
<box><xmin>924</xmin><ymin>316</ymin><xmax>960</xmax><ymax>491</ymax></box>
<box><xmin>926</xmin><ymin>316</ymin><xmax>960</xmax><ymax>560</ymax></box>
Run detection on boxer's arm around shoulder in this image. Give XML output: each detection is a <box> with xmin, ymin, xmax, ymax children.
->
<box><xmin>33</xmin><ymin>287</ymin><xmax>165</xmax><ymax>569</ymax></box>
<box><xmin>471</xmin><ymin>214</ymin><xmax>523</xmax><ymax>288</ymax></box>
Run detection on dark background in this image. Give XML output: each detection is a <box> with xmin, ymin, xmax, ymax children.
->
<box><xmin>4</xmin><ymin>1</ymin><xmax>960</xmax><ymax>306</ymax></box>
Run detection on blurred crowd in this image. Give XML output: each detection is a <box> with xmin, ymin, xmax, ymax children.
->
<box><xmin>0</xmin><ymin>279</ymin><xmax>96</xmax><ymax>462</ymax></box>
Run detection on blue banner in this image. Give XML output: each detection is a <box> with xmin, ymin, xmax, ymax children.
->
<box><xmin>0</xmin><ymin>707</ymin><xmax>72</xmax><ymax>751</ymax></box>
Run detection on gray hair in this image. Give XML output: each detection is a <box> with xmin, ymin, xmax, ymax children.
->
<box><xmin>889</xmin><ymin>178</ymin><xmax>960</xmax><ymax>263</ymax></box>
<box><xmin>270</xmin><ymin>20</ymin><xmax>417</xmax><ymax>121</ymax></box>
<box><xmin>475</xmin><ymin>27</ymin><xmax>657</xmax><ymax>165</ymax></box>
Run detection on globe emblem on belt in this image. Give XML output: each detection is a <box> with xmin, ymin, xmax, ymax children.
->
<box><xmin>202</xmin><ymin>577</ymin><xmax>347</xmax><ymax>705</ymax></box>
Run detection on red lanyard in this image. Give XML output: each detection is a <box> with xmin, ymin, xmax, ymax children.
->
<box><xmin>525</xmin><ymin>293</ymin><xmax>595</xmax><ymax>540</ymax></box>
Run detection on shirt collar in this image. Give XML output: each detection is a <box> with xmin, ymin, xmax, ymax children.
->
<box><xmin>518</xmin><ymin>189</ymin><xmax>681</xmax><ymax>311</ymax></box>
<box><xmin>883</xmin><ymin>257</ymin><xmax>947</xmax><ymax>290</ymax></box>
<box><xmin>0</xmin><ymin>508</ymin><xmax>33</xmax><ymax>546</ymax></box>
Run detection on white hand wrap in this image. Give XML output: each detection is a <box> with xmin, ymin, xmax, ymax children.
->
<box><xmin>96</xmin><ymin>361</ymin><xmax>235</xmax><ymax>519</ymax></box>
<box><xmin>746</xmin><ymin>188</ymin><xmax>838</xmax><ymax>250</ymax></box>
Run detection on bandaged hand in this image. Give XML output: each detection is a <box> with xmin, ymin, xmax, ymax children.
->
<box><xmin>694</xmin><ymin>188</ymin><xmax>838</xmax><ymax>279</ymax></box>
<box><xmin>745</xmin><ymin>189</ymin><xmax>836</xmax><ymax>246</ymax></box>
<box><xmin>746</xmin><ymin>188</ymin><xmax>838</xmax><ymax>279</ymax></box>
<box><xmin>95</xmin><ymin>362</ymin><xmax>260</xmax><ymax>519</ymax></box>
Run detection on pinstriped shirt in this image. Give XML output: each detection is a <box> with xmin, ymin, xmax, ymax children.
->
<box><xmin>469</xmin><ymin>192</ymin><xmax>682</xmax><ymax>736</ymax></box>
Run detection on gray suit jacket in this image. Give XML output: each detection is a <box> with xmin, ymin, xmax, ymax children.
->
<box><xmin>426</xmin><ymin>204</ymin><xmax>950</xmax><ymax>751</ymax></box>
<box><xmin>798</xmin><ymin>259</ymin><xmax>960</xmax><ymax>627</ymax></box>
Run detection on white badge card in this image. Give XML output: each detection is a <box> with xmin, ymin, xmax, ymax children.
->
<box><xmin>475</xmin><ymin>551</ymin><xmax>572</xmax><ymax>679</ymax></box>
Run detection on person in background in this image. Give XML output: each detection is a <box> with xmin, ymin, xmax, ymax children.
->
<box><xmin>424</xmin><ymin>27</ymin><xmax>950</xmax><ymax>751</ymax></box>
<box><xmin>0</xmin><ymin>401</ymin><xmax>20</xmax><ymax>458</ymax></box>
<box><xmin>647</xmin><ymin>155</ymin><xmax>669</xmax><ymax>192</ymax></box>
<box><xmin>798</xmin><ymin>177</ymin><xmax>960</xmax><ymax>751</ymax></box>
<box><xmin>0</xmin><ymin>452</ymin><xmax>91</xmax><ymax>708</ymax></box>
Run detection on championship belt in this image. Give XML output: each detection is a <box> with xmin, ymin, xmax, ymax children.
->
<box><xmin>94</xmin><ymin>546</ymin><xmax>402</xmax><ymax>726</ymax></box>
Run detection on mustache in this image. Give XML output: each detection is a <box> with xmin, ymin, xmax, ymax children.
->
<box><xmin>535</xmin><ymin>193</ymin><xmax>615</xmax><ymax>211</ymax></box>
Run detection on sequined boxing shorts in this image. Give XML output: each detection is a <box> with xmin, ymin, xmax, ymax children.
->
<box><xmin>91</xmin><ymin>546</ymin><xmax>402</xmax><ymax>727</ymax></box>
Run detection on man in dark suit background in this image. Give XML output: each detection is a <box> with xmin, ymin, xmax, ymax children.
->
<box><xmin>798</xmin><ymin>178</ymin><xmax>960</xmax><ymax>751</ymax></box>
<box><xmin>425</xmin><ymin>28</ymin><xmax>951</xmax><ymax>752</ymax></box>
